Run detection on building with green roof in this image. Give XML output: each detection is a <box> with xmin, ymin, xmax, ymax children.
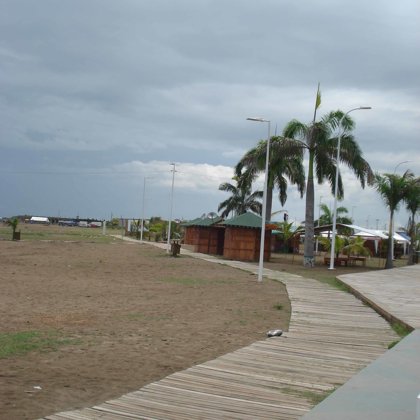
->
<box><xmin>222</xmin><ymin>212</ymin><xmax>273</xmax><ymax>262</ymax></box>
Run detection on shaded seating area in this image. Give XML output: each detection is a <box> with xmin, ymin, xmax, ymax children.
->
<box><xmin>314</xmin><ymin>223</ymin><xmax>410</xmax><ymax>259</ymax></box>
<box><xmin>324</xmin><ymin>256</ymin><xmax>367</xmax><ymax>267</ymax></box>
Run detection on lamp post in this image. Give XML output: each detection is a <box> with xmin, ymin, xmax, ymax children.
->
<box><xmin>140</xmin><ymin>177</ymin><xmax>152</xmax><ymax>241</ymax></box>
<box><xmin>315</xmin><ymin>195</ymin><xmax>323</xmax><ymax>254</ymax></box>
<box><xmin>390</xmin><ymin>161</ymin><xmax>410</xmax><ymax>260</ymax></box>
<box><xmin>329</xmin><ymin>106</ymin><xmax>371</xmax><ymax>270</ymax></box>
<box><xmin>166</xmin><ymin>163</ymin><xmax>176</xmax><ymax>253</ymax></box>
<box><xmin>393</xmin><ymin>160</ymin><xmax>410</xmax><ymax>174</ymax></box>
<box><xmin>247</xmin><ymin>117</ymin><xmax>271</xmax><ymax>282</ymax></box>
<box><xmin>351</xmin><ymin>206</ymin><xmax>357</xmax><ymax>223</ymax></box>
<box><xmin>318</xmin><ymin>195</ymin><xmax>323</xmax><ymax>227</ymax></box>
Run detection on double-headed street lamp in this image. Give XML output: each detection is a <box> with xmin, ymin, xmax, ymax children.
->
<box><xmin>247</xmin><ymin>117</ymin><xmax>271</xmax><ymax>282</ymax></box>
<box><xmin>166</xmin><ymin>163</ymin><xmax>176</xmax><ymax>253</ymax></box>
<box><xmin>329</xmin><ymin>107</ymin><xmax>371</xmax><ymax>270</ymax></box>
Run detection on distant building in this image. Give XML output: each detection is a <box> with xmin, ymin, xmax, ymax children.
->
<box><xmin>30</xmin><ymin>216</ymin><xmax>50</xmax><ymax>225</ymax></box>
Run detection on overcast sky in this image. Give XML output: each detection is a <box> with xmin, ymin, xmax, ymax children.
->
<box><xmin>1</xmin><ymin>0</ymin><xmax>419</xmax><ymax>229</ymax></box>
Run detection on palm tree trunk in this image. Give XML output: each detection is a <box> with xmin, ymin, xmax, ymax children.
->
<box><xmin>385</xmin><ymin>210</ymin><xmax>394</xmax><ymax>269</ymax></box>
<box><xmin>303</xmin><ymin>151</ymin><xmax>315</xmax><ymax>267</ymax></box>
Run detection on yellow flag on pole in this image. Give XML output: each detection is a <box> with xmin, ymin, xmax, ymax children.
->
<box><xmin>315</xmin><ymin>83</ymin><xmax>321</xmax><ymax>110</ymax></box>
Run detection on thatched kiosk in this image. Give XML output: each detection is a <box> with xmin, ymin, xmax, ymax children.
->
<box><xmin>182</xmin><ymin>216</ymin><xmax>225</xmax><ymax>255</ymax></box>
<box><xmin>222</xmin><ymin>212</ymin><xmax>273</xmax><ymax>262</ymax></box>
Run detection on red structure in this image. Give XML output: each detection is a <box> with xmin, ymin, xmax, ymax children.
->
<box><xmin>182</xmin><ymin>216</ymin><xmax>224</xmax><ymax>255</ymax></box>
<box><xmin>222</xmin><ymin>213</ymin><xmax>273</xmax><ymax>262</ymax></box>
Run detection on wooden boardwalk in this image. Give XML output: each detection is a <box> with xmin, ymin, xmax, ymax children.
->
<box><xmin>41</xmin><ymin>244</ymin><xmax>398</xmax><ymax>419</ymax></box>
<box><xmin>338</xmin><ymin>265</ymin><xmax>420</xmax><ymax>329</ymax></box>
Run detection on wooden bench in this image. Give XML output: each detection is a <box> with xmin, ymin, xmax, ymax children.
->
<box><xmin>324</xmin><ymin>256</ymin><xmax>367</xmax><ymax>267</ymax></box>
<box><xmin>348</xmin><ymin>256</ymin><xmax>367</xmax><ymax>266</ymax></box>
<box><xmin>324</xmin><ymin>257</ymin><xmax>349</xmax><ymax>266</ymax></box>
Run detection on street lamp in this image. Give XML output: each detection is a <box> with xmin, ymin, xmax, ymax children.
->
<box><xmin>393</xmin><ymin>160</ymin><xmax>410</xmax><ymax>174</ymax></box>
<box><xmin>315</xmin><ymin>195</ymin><xmax>323</xmax><ymax>254</ymax></box>
<box><xmin>318</xmin><ymin>195</ymin><xmax>323</xmax><ymax>227</ymax></box>
<box><xmin>247</xmin><ymin>117</ymin><xmax>271</xmax><ymax>282</ymax></box>
<box><xmin>351</xmin><ymin>206</ymin><xmax>357</xmax><ymax>222</ymax></box>
<box><xmin>140</xmin><ymin>177</ymin><xmax>152</xmax><ymax>241</ymax></box>
<box><xmin>329</xmin><ymin>106</ymin><xmax>371</xmax><ymax>270</ymax></box>
<box><xmin>166</xmin><ymin>163</ymin><xmax>176</xmax><ymax>253</ymax></box>
<box><xmin>390</xmin><ymin>161</ymin><xmax>410</xmax><ymax>260</ymax></box>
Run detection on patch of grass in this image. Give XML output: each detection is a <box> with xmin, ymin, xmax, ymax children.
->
<box><xmin>391</xmin><ymin>321</ymin><xmax>412</xmax><ymax>338</ymax></box>
<box><xmin>273</xmin><ymin>304</ymin><xmax>283</xmax><ymax>310</ymax></box>
<box><xmin>313</xmin><ymin>275</ymin><xmax>351</xmax><ymax>293</ymax></box>
<box><xmin>0</xmin><ymin>225</ymin><xmax>116</xmax><ymax>243</ymax></box>
<box><xmin>0</xmin><ymin>330</ymin><xmax>78</xmax><ymax>359</ymax></box>
<box><xmin>388</xmin><ymin>339</ymin><xmax>400</xmax><ymax>349</ymax></box>
<box><xmin>282</xmin><ymin>386</ymin><xmax>336</xmax><ymax>405</ymax></box>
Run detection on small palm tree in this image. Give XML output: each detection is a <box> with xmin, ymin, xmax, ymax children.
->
<box><xmin>276</xmin><ymin>220</ymin><xmax>301</xmax><ymax>253</ymax></box>
<box><xmin>342</xmin><ymin>237</ymin><xmax>371</xmax><ymax>257</ymax></box>
<box><xmin>317</xmin><ymin>203</ymin><xmax>352</xmax><ymax>226</ymax></box>
<box><xmin>318</xmin><ymin>235</ymin><xmax>348</xmax><ymax>258</ymax></box>
<box><xmin>218</xmin><ymin>178</ymin><xmax>263</xmax><ymax>218</ymax></box>
<box><xmin>7</xmin><ymin>217</ymin><xmax>19</xmax><ymax>240</ymax></box>
<box><xmin>235</xmin><ymin>136</ymin><xmax>305</xmax><ymax>221</ymax></box>
<box><xmin>404</xmin><ymin>176</ymin><xmax>420</xmax><ymax>265</ymax></box>
<box><xmin>372</xmin><ymin>170</ymin><xmax>414</xmax><ymax>269</ymax></box>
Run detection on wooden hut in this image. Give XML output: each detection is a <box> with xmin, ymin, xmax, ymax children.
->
<box><xmin>222</xmin><ymin>213</ymin><xmax>273</xmax><ymax>262</ymax></box>
<box><xmin>182</xmin><ymin>216</ymin><xmax>225</xmax><ymax>255</ymax></box>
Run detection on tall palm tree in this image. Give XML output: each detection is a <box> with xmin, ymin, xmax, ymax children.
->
<box><xmin>317</xmin><ymin>203</ymin><xmax>352</xmax><ymax>226</ymax></box>
<box><xmin>404</xmin><ymin>176</ymin><xmax>420</xmax><ymax>265</ymax></box>
<box><xmin>218</xmin><ymin>178</ymin><xmax>263</xmax><ymax>218</ymax></box>
<box><xmin>235</xmin><ymin>136</ymin><xmax>305</xmax><ymax>221</ymax></box>
<box><xmin>283</xmin><ymin>87</ymin><xmax>373</xmax><ymax>267</ymax></box>
<box><xmin>372</xmin><ymin>170</ymin><xmax>414</xmax><ymax>269</ymax></box>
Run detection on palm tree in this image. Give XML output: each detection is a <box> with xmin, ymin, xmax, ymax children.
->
<box><xmin>318</xmin><ymin>235</ymin><xmax>348</xmax><ymax>259</ymax></box>
<box><xmin>342</xmin><ymin>236</ymin><xmax>371</xmax><ymax>257</ymax></box>
<box><xmin>283</xmin><ymin>87</ymin><xmax>373</xmax><ymax>267</ymax></box>
<box><xmin>317</xmin><ymin>203</ymin><xmax>353</xmax><ymax>226</ymax></box>
<box><xmin>235</xmin><ymin>136</ymin><xmax>305</xmax><ymax>221</ymax></box>
<box><xmin>7</xmin><ymin>217</ymin><xmax>19</xmax><ymax>240</ymax></box>
<box><xmin>404</xmin><ymin>176</ymin><xmax>420</xmax><ymax>265</ymax></box>
<box><xmin>276</xmin><ymin>220</ymin><xmax>301</xmax><ymax>253</ymax></box>
<box><xmin>218</xmin><ymin>178</ymin><xmax>263</xmax><ymax>218</ymax></box>
<box><xmin>372</xmin><ymin>170</ymin><xmax>414</xmax><ymax>269</ymax></box>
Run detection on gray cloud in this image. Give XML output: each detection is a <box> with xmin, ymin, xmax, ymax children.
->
<box><xmin>0</xmin><ymin>0</ymin><xmax>419</xmax><ymax>223</ymax></box>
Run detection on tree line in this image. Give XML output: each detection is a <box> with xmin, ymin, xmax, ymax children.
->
<box><xmin>218</xmin><ymin>88</ymin><xmax>419</xmax><ymax>269</ymax></box>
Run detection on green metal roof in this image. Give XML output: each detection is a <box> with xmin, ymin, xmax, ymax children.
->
<box><xmin>182</xmin><ymin>216</ymin><xmax>223</xmax><ymax>227</ymax></box>
<box><xmin>180</xmin><ymin>217</ymin><xmax>202</xmax><ymax>227</ymax></box>
<box><xmin>193</xmin><ymin>216</ymin><xmax>223</xmax><ymax>227</ymax></box>
<box><xmin>222</xmin><ymin>212</ymin><xmax>265</xmax><ymax>229</ymax></box>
